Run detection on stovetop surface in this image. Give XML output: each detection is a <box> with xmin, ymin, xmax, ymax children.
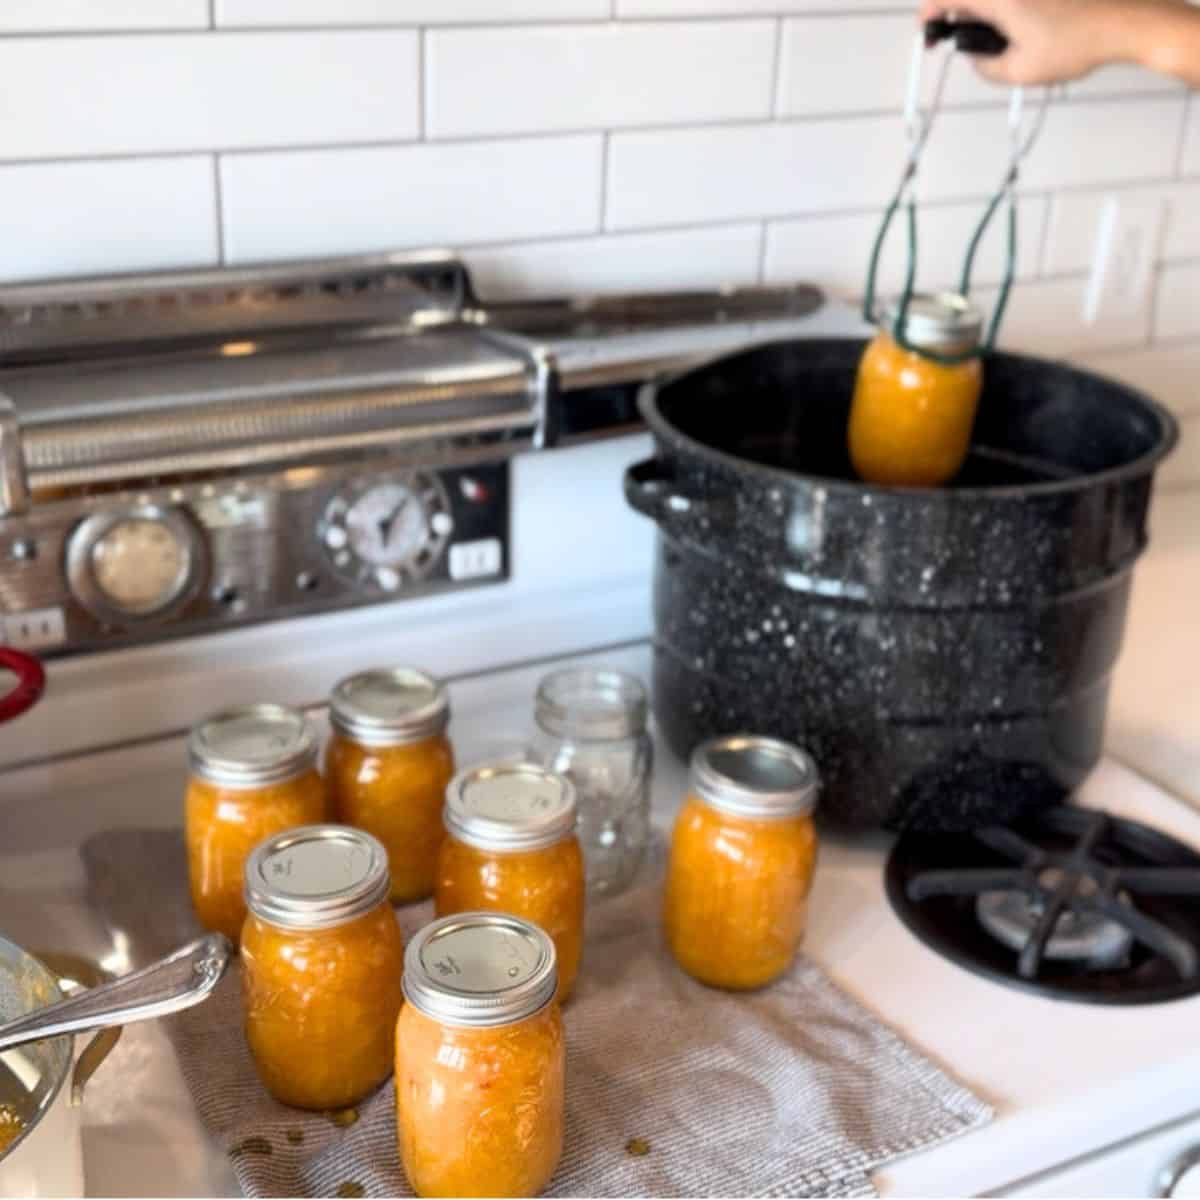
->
<box><xmin>887</xmin><ymin>806</ymin><xmax>1200</xmax><ymax>1005</ymax></box>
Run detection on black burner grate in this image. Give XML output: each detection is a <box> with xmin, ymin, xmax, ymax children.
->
<box><xmin>885</xmin><ymin>806</ymin><xmax>1200</xmax><ymax>1004</ymax></box>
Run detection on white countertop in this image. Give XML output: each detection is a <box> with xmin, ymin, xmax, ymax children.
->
<box><xmin>1</xmin><ymin>486</ymin><xmax>1198</xmax><ymax>1199</ymax></box>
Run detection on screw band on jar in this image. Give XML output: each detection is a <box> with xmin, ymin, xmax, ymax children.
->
<box><xmin>188</xmin><ymin>703</ymin><xmax>318</xmax><ymax>788</ymax></box>
<box><xmin>329</xmin><ymin>667</ymin><xmax>450</xmax><ymax>748</ymax></box>
<box><xmin>443</xmin><ymin>762</ymin><xmax>577</xmax><ymax>852</ymax></box>
<box><xmin>244</xmin><ymin>824</ymin><xmax>391</xmax><ymax>930</ymax></box>
<box><xmin>690</xmin><ymin>735</ymin><xmax>819</xmax><ymax>820</ymax></box>
<box><xmin>403</xmin><ymin>911</ymin><xmax>558</xmax><ymax>1027</ymax></box>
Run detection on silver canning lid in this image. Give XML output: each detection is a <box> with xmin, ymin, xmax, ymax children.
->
<box><xmin>444</xmin><ymin>762</ymin><xmax>577</xmax><ymax>852</ymax></box>
<box><xmin>244</xmin><ymin>824</ymin><xmax>390</xmax><ymax>931</ymax></box>
<box><xmin>691</xmin><ymin>735</ymin><xmax>819</xmax><ymax>820</ymax></box>
<box><xmin>329</xmin><ymin>668</ymin><xmax>449</xmax><ymax>747</ymax></box>
<box><xmin>188</xmin><ymin>703</ymin><xmax>317</xmax><ymax>788</ymax></box>
<box><xmin>535</xmin><ymin>666</ymin><xmax>648</xmax><ymax>741</ymax></box>
<box><xmin>881</xmin><ymin>291</ymin><xmax>983</xmax><ymax>356</ymax></box>
<box><xmin>403</xmin><ymin>911</ymin><xmax>557</xmax><ymax>1028</ymax></box>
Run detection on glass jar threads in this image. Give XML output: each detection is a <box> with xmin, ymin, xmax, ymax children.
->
<box><xmin>396</xmin><ymin>912</ymin><xmax>564</xmax><ymax>1199</ymax></box>
<box><xmin>848</xmin><ymin>292</ymin><xmax>984</xmax><ymax>487</ymax></box>
<box><xmin>533</xmin><ymin>666</ymin><xmax>652</xmax><ymax>898</ymax></box>
<box><xmin>436</xmin><ymin>763</ymin><xmax>584</xmax><ymax>1002</ymax></box>
<box><xmin>326</xmin><ymin>668</ymin><xmax>455</xmax><ymax>904</ymax></box>
<box><xmin>241</xmin><ymin>825</ymin><xmax>405</xmax><ymax>1110</ymax></box>
<box><xmin>185</xmin><ymin>704</ymin><xmax>327</xmax><ymax>942</ymax></box>
<box><xmin>664</xmin><ymin>735</ymin><xmax>819</xmax><ymax>990</ymax></box>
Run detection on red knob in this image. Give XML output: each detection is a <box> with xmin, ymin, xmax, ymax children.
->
<box><xmin>0</xmin><ymin>648</ymin><xmax>44</xmax><ymax>724</ymax></box>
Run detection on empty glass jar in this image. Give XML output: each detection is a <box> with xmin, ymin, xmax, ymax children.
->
<box><xmin>532</xmin><ymin>667</ymin><xmax>651</xmax><ymax>898</ymax></box>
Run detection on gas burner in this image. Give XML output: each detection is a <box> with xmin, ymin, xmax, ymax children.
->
<box><xmin>885</xmin><ymin>807</ymin><xmax>1200</xmax><ymax>1004</ymax></box>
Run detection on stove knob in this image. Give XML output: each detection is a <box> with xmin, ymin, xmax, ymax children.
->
<box><xmin>1155</xmin><ymin>1146</ymin><xmax>1200</xmax><ymax>1197</ymax></box>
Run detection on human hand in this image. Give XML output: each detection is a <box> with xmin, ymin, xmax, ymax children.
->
<box><xmin>918</xmin><ymin>0</ymin><xmax>1133</xmax><ymax>85</ymax></box>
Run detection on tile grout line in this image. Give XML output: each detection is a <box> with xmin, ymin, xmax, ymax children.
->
<box><xmin>1173</xmin><ymin>93</ymin><xmax>1193</xmax><ymax>179</ymax></box>
<box><xmin>767</xmin><ymin>15</ymin><xmax>785</xmax><ymax>120</ymax></box>
<box><xmin>208</xmin><ymin>0</ymin><xmax>215</xmax><ymax>30</ymax></box>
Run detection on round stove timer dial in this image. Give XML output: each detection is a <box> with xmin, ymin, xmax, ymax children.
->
<box><xmin>66</xmin><ymin>505</ymin><xmax>205</xmax><ymax>624</ymax></box>
<box><xmin>320</xmin><ymin>471</ymin><xmax>453</xmax><ymax>591</ymax></box>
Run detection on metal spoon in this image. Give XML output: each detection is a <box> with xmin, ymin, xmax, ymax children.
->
<box><xmin>0</xmin><ymin>934</ymin><xmax>230</xmax><ymax>1053</ymax></box>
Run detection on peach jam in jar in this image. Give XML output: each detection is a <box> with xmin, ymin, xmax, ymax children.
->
<box><xmin>396</xmin><ymin>912</ymin><xmax>563</xmax><ymax>1198</ymax></box>
<box><xmin>241</xmin><ymin>825</ymin><xmax>404</xmax><ymax>1110</ymax></box>
<box><xmin>326</xmin><ymin>668</ymin><xmax>455</xmax><ymax>904</ymax></box>
<box><xmin>664</xmin><ymin>734</ymin><xmax>819</xmax><ymax>990</ymax></box>
<box><xmin>436</xmin><ymin>763</ymin><xmax>584</xmax><ymax>1002</ymax></box>
<box><xmin>185</xmin><ymin>703</ymin><xmax>326</xmax><ymax>942</ymax></box>
<box><xmin>849</xmin><ymin>292</ymin><xmax>984</xmax><ymax>487</ymax></box>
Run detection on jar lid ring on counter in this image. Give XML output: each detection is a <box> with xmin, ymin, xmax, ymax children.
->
<box><xmin>188</xmin><ymin>703</ymin><xmax>317</xmax><ymax>788</ymax></box>
<box><xmin>444</xmin><ymin>762</ymin><xmax>577</xmax><ymax>852</ymax></box>
<box><xmin>691</xmin><ymin>735</ymin><xmax>819</xmax><ymax>820</ymax></box>
<box><xmin>245</xmin><ymin>825</ymin><xmax>391</xmax><ymax>930</ymax></box>
<box><xmin>403</xmin><ymin>912</ymin><xmax>558</xmax><ymax>1028</ymax></box>
<box><xmin>880</xmin><ymin>291</ymin><xmax>983</xmax><ymax>357</ymax></box>
<box><xmin>535</xmin><ymin>666</ymin><xmax>648</xmax><ymax>741</ymax></box>
<box><xmin>329</xmin><ymin>667</ymin><xmax>449</xmax><ymax>747</ymax></box>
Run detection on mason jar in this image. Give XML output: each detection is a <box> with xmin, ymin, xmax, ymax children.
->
<box><xmin>241</xmin><ymin>825</ymin><xmax>405</xmax><ymax>1110</ymax></box>
<box><xmin>532</xmin><ymin>667</ymin><xmax>652</xmax><ymax>898</ymax></box>
<box><xmin>436</xmin><ymin>763</ymin><xmax>584</xmax><ymax>1002</ymax></box>
<box><xmin>185</xmin><ymin>703</ymin><xmax>327</xmax><ymax>943</ymax></box>
<box><xmin>395</xmin><ymin>912</ymin><xmax>564</xmax><ymax>1199</ymax></box>
<box><xmin>663</xmin><ymin>734</ymin><xmax>819</xmax><ymax>990</ymax></box>
<box><xmin>326</xmin><ymin>667</ymin><xmax>455</xmax><ymax>904</ymax></box>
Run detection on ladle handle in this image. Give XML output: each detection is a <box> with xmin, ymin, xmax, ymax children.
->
<box><xmin>0</xmin><ymin>934</ymin><xmax>230</xmax><ymax>1052</ymax></box>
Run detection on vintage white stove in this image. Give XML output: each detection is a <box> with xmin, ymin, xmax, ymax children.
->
<box><xmin>2</xmin><ymin>254</ymin><xmax>1200</xmax><ymax>1198</ymax></box>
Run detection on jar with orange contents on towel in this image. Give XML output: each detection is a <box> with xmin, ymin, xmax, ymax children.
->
<box><xmin>185</xmin><ymin>704</ymin><xmax>327</xmax><ymax>943</ymax></box>
<box><xmin>663</xmin><ymin>734</ymin><xmax>819</xmax><ymax>990</ymax></box>
<box><xmin>241</xmin><ymin>825</ymin><xmax>405</xmax><ymax>1110</ymax></box>
<box><xmin>326</xmin><ymin>668</ymin><xmax>455</xmax><ymax>904</ymax></box>
<box><xmin>435</xmin><ymin>763</ymin><xmax>584</xmax><ymax>1003</ymax></box>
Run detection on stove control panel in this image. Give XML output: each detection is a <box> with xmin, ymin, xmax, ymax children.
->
<box><xmin>0</xmin><ymin>460</ymin><xmax>509</xmax><ymax>657</ymax></box>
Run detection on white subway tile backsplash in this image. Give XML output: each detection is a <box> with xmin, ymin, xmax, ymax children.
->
<box><xmin>606</xmin><ymin>119</ymin><xmax>897</xmax><ymax>229</ymax></box>
<box><xmin>1155</xmin><ymin>263</ymin><xmax>1200</xmax><ymax>342</ymax></box>
<box><xmin>764</xmin><ymin>196</ymin><xmax>1047</xmax><ymax>298</ymax></box>
<box><xmin>1181</xmin><ymin>96</ymin><xmax>1200</xmax><ymax>177</ymax></box>
<box><xmin>1043</xmin><ymin>183</ymin><xmax>1200</xmax><ymax>276</ymax></box>
<box><xmin>0</xmin><ymin>157</ymin><xmax>217</xmax><ymax>283</ymax></box>
<box><xmin>464</xmin><ymin>224</ymin><xmax>762</xmax><ymax>300</ymax></box>
<box><xmin>980</xmin><ymin>276</ymin><xmax>1151</xmax><ymax>357</ymax></box>
<box><xmin>607</xmin><ymin>99</ymin><xmax>1180</xmax><ymax>231</ymax></box>
<box><xmin>1072</xmin><ymin>344</ymin><xmax>1200</xmax><ymax>418</ymax></box>
<box><xmin>618</xmin><ymin>0</ymin><xmax>906</xmax><ymax>13</ymax></box>
<box><xmin>0</xmin><ymin>1</ymin><xmax>207</xmax><ymax>31</ymax></box>
<box><xmin>426</xmin><ymin>21</ymin><xmax>775</xmax><ymax>139</ymax></box>
<box><xmin>0</xmin><ymin>32</ymin><xmax>418</xmax><ymax>161</ymax></box>
<box><xmin>217</xmin><ymin>0</ymin><xmax>608</xmax><ymax>24</ymax></box>
<box><xmin>220</xmin><ymin>136</ymin><xmax>603</xmax><ymax>263</ymax></box>
<box><xmin>777</xmin><ymin>14</ymin><xmax>995</xmax><ymax>117</ymax></box>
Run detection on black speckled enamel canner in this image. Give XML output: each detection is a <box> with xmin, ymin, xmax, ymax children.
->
<box><xmin>625</xmin><ymin>338</ymin><xmax>1178</xmax><ymax>834</ymax></box>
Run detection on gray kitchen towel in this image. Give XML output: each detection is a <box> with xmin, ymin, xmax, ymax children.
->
<box><xmin>81</xmin><ymin>829</ymin><xmax>991</xmax><ymax>1199</ymax></box>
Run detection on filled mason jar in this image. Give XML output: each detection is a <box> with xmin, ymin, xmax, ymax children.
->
<box><xmin>664</xmin><ymin>735</ymin><xmax>819</xmax><ymax>990</ymax></box>
<box><xmin>325</xmin><ymin>667</ymin><xmax>455</xmax><ymax>904</ymax></box>
<box><xmin>241</xmin><ymin>825</ymin><xmax>405</xmax><ymax>1110</ymax></box>
<box><xmin>848</xmin><ymin>292</ymin><xmax>984</xmax><ymax>487</ymax></box>
<box><xmin>436</xmin><ymin>763</ymin><xmax>584</xmax><ymax>1002</ymax></box>
<box><xmin>185</xmin><ymin>704</ymin><xmax>327</xmax><ymax>942</ymax></box>
<box><xmin>533</xmin><ymin>666</ymin><xmax>652</xmax><ymax>898</ymax></box>
<box><xmin>396</xmin><ymin>912</ymin><xmax>564</xmax><ymax>1199</ymax></box>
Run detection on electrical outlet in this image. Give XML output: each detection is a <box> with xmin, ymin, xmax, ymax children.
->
<box><xmin>1083</xmin><ymin>194</ymin><xmax>1163</xmax><ymax>325</ymax></box>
